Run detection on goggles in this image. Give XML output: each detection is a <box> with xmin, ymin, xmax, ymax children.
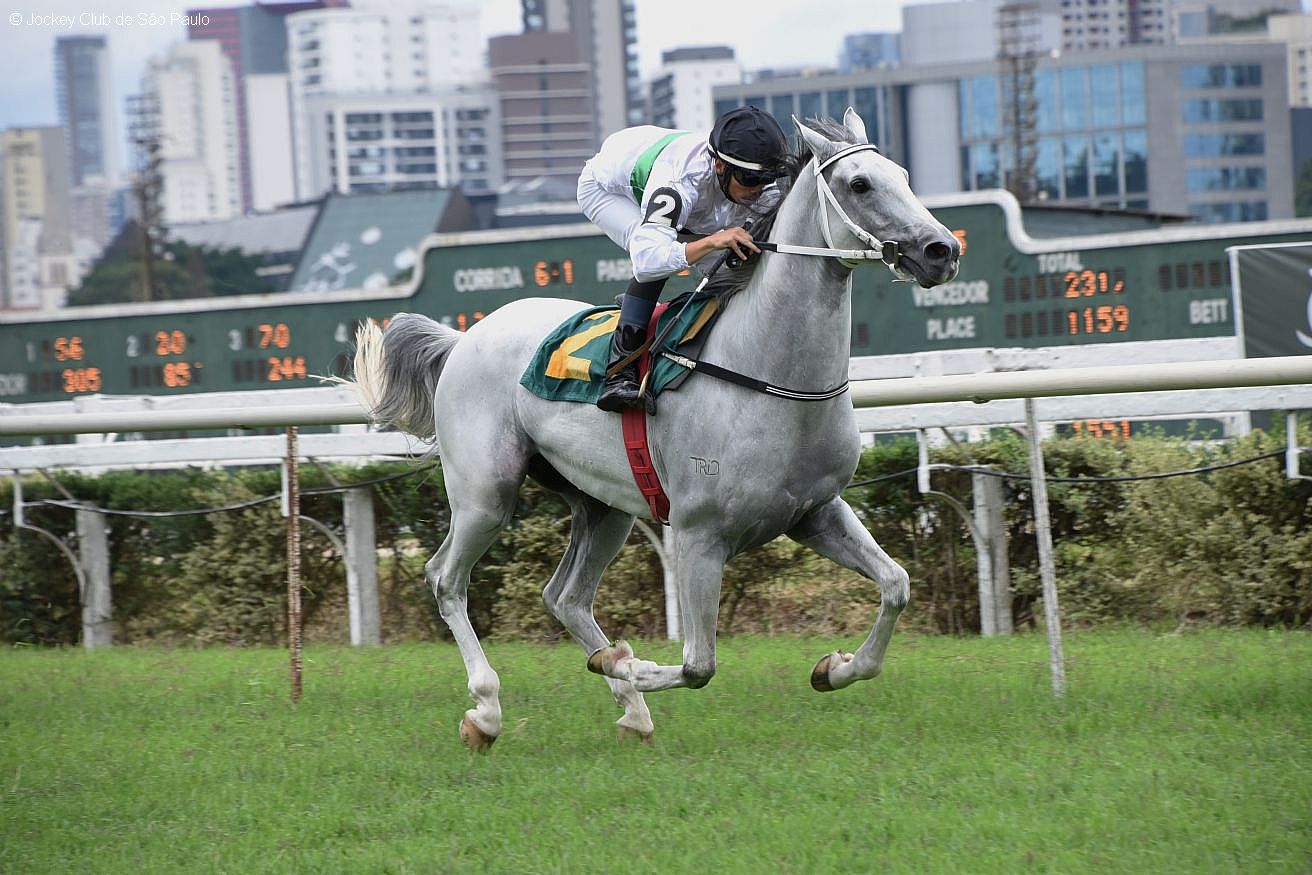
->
<box><xmin>731</xmin><ymin>165</ymin><xmax>775</xmax><ymax>187</ymax></box>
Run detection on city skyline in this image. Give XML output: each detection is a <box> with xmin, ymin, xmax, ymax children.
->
<box><xmin>0</xmin><ymin>0</ymin><xmax>907</xmax><ymax>177</ymax></box>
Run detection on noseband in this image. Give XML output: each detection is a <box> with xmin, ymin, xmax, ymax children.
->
<box><xmin>756</xmin><ymin>143</ymin><xmax>905</xmax><ymax>277</ymax></box>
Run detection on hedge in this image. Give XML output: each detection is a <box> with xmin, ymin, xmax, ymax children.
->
<box><xmin>2</xmin><ymin>419</ymin><xmax>1309</xmax><ymax>646</ymax></box>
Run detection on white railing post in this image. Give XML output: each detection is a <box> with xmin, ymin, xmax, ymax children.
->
<box><xmin>1025</xmin><ymin>399</ymin><xmax>1066</xmax><ymax>696</ymax></box>
<box><xmin>343</xmin><ymin>486</ymin><xmax>381</xmax><ymax>646</ymax></box>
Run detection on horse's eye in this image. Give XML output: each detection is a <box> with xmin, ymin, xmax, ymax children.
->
<box><xmin>850</xmin><ymin>177</ymin><xmax>871</xmax><ymax>194</ymax></box>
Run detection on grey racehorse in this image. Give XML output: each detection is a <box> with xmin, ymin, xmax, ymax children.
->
<box><xmin>349</xmin><ymin>109</ymin><xmax>960</xmax><ymax>749</ymax></box>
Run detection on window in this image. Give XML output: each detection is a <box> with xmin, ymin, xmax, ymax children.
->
<box><xmin>798</xmin><ymin>91</ymin><xmax>821</xmax><ymax>122</ymax></box>
<box><xmin>769</xmin><ymin>93</ymin><xmax>795</xmax><ymax>131</ymax></box>
<box><xmin>1036</xmin><ymin>137</ymin><xmax>1061</xmax><ymax>200</ymax></box>
<box><xmin>1185</xmin><ymin>167</ymin><xmax>1265</xmax><ymax>192</ymax></box>
<box><xmin>853</xmin><ymin>87</ymin><xmax>879</xmax><ymax>140</ymax></box>
<box><xmin>1035</xmin><ymin>70</ymin><xmax>1058</xmax><ymax>133</ymax></box>
<box><xmin>1120</xmin><ymin>62</ymin><xmax>1144</xmax><ymax>125</ymax></box>
<box><xmin>1181</xmin><ymin>64</ymin><xmax>1262</xmax><ymax>88</ymax></box>
<box><xmin>826</xmin><ymin>88</ymin><xmax>850</xmax><ymax>118</ymax></box>
<box><xmin>1188</xmin><ymin>201</ymin><xmax>1268</xmax><ymax>222</ymax></box>
<box><xmin>1060</xmin><ymin>67</ymin><xmax>1088</xmax><ymax>130</ymax></box>
<box><xmin>1090</xmin><ymin>65</ymin><xmax>1118</xmax><ymax>127</ymax></box>
<box><xmin>1092</xmin><ymin>134</ymin><xmax>1118</xmax><ymax>196</ymax></box>
<box><xmin>1183</xmin><ymin>99</ymin><xmax>1263</xmax><ymax>122</ymax></box>
<box><xmin>1183</xmin><ymin>132</ymin><xmax>1264</xmax><ymax>156</ymax></box>
<box><xmin>972</xmin><ymin>141</ymin><xmax>1000</xmax><ymax>189</ymax></box>
<box><xmin>1123</xmin><ymin>130</ymin><xmax>1147</xmax><ymax>194</ymax></box>
<box><xmin>1064</xmin><ymin>135</ymin><xmax>1089</xmax><ymax>198</ymax></box>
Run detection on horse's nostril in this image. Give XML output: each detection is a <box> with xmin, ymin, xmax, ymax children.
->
<box><xmin>925</xmin><ymin>241</ymin><xmax>952</xmax><ymax>264</ymax></box>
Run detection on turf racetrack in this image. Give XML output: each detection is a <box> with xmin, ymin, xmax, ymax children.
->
<box><xmin>3</xmin><ymin>630</ymin><xmax>1309</xmax><ymax>872</ymax></box>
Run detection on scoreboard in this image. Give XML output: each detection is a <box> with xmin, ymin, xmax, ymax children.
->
<box><xmin>2</xmin><ymin>190</ymin><xmax>1310</xmax><ymax>405</ymax></box>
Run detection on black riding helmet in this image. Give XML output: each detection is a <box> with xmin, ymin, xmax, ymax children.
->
<box><xmin>708</xmin><ymin>105</ymin><xmax>790</xmax><ymax>201</ymax></box>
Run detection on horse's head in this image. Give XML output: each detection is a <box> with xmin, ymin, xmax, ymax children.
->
<box><xmin>793</xmin><ymin>109</ymin><xmax>960</xmax><ymax>289</ymax></box>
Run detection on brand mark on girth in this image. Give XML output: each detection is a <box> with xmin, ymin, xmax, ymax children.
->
<box><xmin>692</xmin><ymin>456</ymin><xmax>721</xmax><ymax>476</ymax></box>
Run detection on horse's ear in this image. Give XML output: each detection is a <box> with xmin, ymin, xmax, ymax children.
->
<box><xmin>793</xmin><ymin>115</ymin><xmax>838</xmax><ymax>165</ymax></box>
<box><xmin>842</xmin><ymin>106</ymin><xmax>869</xmax><ymax>144</ymax></box>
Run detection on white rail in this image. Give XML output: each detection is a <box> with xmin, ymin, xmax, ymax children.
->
<box><xmin>2</xmin><ymin>356</ymin><xmax>1309</xmax><ymax>438</ymax></box>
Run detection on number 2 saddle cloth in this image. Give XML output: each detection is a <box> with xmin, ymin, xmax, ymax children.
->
<box><xmin>519</xmin><ymin>291</ymin><xmax>721</xmax><ymax>404</ymax></box>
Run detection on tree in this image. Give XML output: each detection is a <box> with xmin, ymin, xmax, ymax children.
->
<box><xmin>1296</xmin><ymin>157</ymin><xmax>1312</xmax><ymax>218</ymax></box>
<box><xmin>68</xmin><ymin>225</ymin><xmax>279</xmax><ymax>306</ymax></box>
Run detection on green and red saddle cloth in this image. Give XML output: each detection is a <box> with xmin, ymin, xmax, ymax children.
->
<box><xmin>519</xmin><ymin>292</ymin><xmax>720</xmax><ymax>404</ymax></box>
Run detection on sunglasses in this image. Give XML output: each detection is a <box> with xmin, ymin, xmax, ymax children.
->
<box><xmin>731</xmin><ymin>166</ymin><xmax>776</xmax><ymax>187</ymax></box>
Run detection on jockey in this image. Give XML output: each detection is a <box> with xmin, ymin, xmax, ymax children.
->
<box><xmin>576</xmin><ymin>105</ymin><xmax>792</xmax><ymax>412</ymax></box>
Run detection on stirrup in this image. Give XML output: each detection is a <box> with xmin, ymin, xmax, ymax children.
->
<box><xmin>597</xmin><ymin>323</ymin><xmax>655</xmax><ymax>414</ymax></box>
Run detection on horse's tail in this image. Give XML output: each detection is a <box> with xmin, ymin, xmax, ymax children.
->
<box><xmin>352</xmin><ymin>313</ymin><xmax>460</xmax><ymax>440</ymax></box>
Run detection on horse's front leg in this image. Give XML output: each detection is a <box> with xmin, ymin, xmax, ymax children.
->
<box><xmin>788</xmin><ymin>496</ymin><xmax>910</xmax><ymax>691</ymax></box>
<box><xmin>588</xmin><ymin>529</ymin><xmax>728</xmax><ymax>693</ymax></box>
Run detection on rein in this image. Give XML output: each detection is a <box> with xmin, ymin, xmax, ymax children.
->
<box><xmin>800</xmin><ymin>142</ymin><xmax>905</xmax><ymax>273</ymax></box>
<box><xmin>634</xmin><ymin>140</ymin><xmax>904</xmax><ymax>405</ymax></box>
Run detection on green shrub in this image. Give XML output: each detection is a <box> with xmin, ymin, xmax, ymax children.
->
<box><xmin>2</xmin><ymin>418</ymin><xmax>1309</xmax><ymax>646</ymax></box>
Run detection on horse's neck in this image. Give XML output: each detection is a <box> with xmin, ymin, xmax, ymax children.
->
<box><xmin>713</xmin><ymin>167</ymin><xmax>853</xmax><ymax>390</ymax></box>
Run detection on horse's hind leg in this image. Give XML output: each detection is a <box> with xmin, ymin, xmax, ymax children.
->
<box><xmin>541</xmin><ymin>494</ymin><xmax>654</xmax><ymax>741</ymax></box>
<box><xmin>788</xmin><ymin>496</ymin><xmax>910</xmax><ymax>691</ymax></box>
<box><xmin>428</xmin><ymin>474</ymin><xmax>518</xmax><ymax>750</ymax></box>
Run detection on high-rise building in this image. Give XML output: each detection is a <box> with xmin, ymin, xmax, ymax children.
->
<box><xmin>285</xmin><ymin>1</ymin><xmax>490</xmax><ymax>201</ymax></box>
<box><xmin>295</xmin><ymin>91</ymin><xmax>502</xmax><ymax>197</ymax></box>
<box><xmin>54</xmin><ymin>35</ymin><xmax>120</xmax><ymax>188</ymax></box>
<box><xmin>135</xmin><ymin>41</ymin><xmax>241</xmax><ymax>224</ymax></box>
<box><xmin>1</xmin><ymin>127</ymin><xmax>73</xmax><ymax>309</ymax></box>
<box><xmin>187</xmin><ymin>2</ymin><xmax>340</xmax><ymax>213</ymax></box>
<box><xmin>712</xmin><ymin>40</ymin><xmax>1293</xmax><ymax>224</ymax></box>
<box><xmin>648</xmin><ymin>47</ymin><xmax>741</xmax><ymax>130</ymax></box>
<box><xmin>839</xmin><ymin>33</ymin><xmax>901</xmax><ymax>73</ymax></box>
<box><xmin>490</xmin><ymin>0</ymin><xmax>640</xmax><ymax>187</ymax></box>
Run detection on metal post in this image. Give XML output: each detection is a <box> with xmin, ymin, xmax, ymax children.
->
<box><xmin>75</xmin><ymin>506</ymin><xmax>113</xmax><ymax>648</ymax></box>
<box><xmin>1288</xmin><ymin>413</ymin><xmax>1310</xmax><ymax>482</ymax></box>
<box><xmin>284</xmin><ymin>427</ymin><xmax>303</xmax><ymax>704</ymax></box>
<box><xmin>343</xmin><ymin>486</ymin><xmax>381</xmax><ymax>646</ymax></box>
<box><xmin>1024</xmin><ymin>399</ymin><xmax>1066</xmax><ymax>695</ymax></box>
<box><xmin>662</xmin><ymin>525</ymin><xmax>679</xmax><ymax>640</ymax></box>
<box><xmin>971</xmin><ymin>471</ymin><xmax>1013</xmax><ymax>636</ymax></box>
<box><xmin>633</xmin><ymin>519</ymin><xmax>679</xmax><ymax>640</ymax></box>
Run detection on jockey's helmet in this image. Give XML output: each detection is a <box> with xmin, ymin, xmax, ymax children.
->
<box><xmin>708</xmin><ymin>106</ymin><xmax>790</xmax><ymax>191</ymax></box>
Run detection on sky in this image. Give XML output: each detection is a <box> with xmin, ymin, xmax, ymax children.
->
<box><xmin>0</xmin><ymin>0</ymin><xmax>910</xmax><ymax>175</ymax></box>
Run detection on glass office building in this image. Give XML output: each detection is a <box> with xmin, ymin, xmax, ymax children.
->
<box><xmin>711</xmin><ymin>42</ymin><xmax>1291</xmax><ymax>222</ymax></box>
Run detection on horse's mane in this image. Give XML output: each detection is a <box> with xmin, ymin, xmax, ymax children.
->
<box><xmin>755</xmin><ymin>116</ymin><xmax>859</xmax><ymax>240</ymax></box>
<box><xmin>792</xmin><ymin>116</ymin><xmax>860</xmax><ymax>168</ymax></box>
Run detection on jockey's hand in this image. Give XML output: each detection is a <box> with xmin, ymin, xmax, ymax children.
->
<box><xmin>712</xmin><ymin>226</ymin><xmax>759</xmax><ymax>261</ymax></box>
<box><xmin>687</xmin><ymin>227</ymin><xmax>759</xmax><ymax>266</ymax></box>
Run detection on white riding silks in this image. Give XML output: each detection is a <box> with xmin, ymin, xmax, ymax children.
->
<box><xmin>579</xmin><ymin>125</ymin><xmax>781</xmax><ymax>282</ymax></box>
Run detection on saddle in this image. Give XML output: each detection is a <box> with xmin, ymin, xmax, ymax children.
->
<box><xmin>519</xmin><ymin>290</ymin><xmax>723</xmax><ymax>405</ymax></box>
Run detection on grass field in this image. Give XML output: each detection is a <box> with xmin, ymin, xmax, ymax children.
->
<box><xmin>2</xmin><ymin>629</ymin><xmax>1309</xmax><ymax>873</ymax></box>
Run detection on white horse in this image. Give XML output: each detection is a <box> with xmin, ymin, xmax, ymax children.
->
<box><xmin>349</xmin><ymin>110</ymin><xmax>960</xmax><ymax>749</ymax></box>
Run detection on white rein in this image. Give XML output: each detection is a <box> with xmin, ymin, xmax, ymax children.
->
<box><xmin>759</xmin><ymin>143</ymin><xmax>906</xmax><ymax>276</ymax></box>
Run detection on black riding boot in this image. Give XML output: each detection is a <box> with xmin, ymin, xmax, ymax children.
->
<box><xmin>597</xmin><ymin>322</ymin><xmax>649</xmax><ymax>413</ymax></box>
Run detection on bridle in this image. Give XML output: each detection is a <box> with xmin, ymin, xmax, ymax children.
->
<box><xmin>643</xmin><ymin>141</ymin><xmax>912</xmax><ymax>404</ymax></box>
<box><xmin>755</xmin><ymin>143</ymin><xmax>907</xmax><ymax>277</ymax></box>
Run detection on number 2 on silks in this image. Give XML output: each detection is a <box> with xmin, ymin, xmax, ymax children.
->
<box><xmin>644</xmin><ymin>187</ymin><xmax>683</xmax><ymax>228</ymax></box>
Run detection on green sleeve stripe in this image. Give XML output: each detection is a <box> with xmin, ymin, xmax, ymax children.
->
<box><xmin>629</xmin><ymin>131</ymin><xmax>691</xmax><ymax>204</ymax></box>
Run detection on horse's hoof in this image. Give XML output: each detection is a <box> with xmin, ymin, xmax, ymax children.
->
<box><xmin>459</xmin><ymin>716</ymin><xmax>497</xmax><ymax>752</ymax></box>
<box><xmin>618</xmin><ymin>726</ymin><xmax>654</xmax><ymax>745</ymax></box>
<box><xmin>587</xmin><ymin>640</ymin><xmax>634</xmax><ymax>677</ymax></box>
<box><xmin>810</xmin><ymin>651</ymin><xmax>853</xmax><ymax>692</ymax></box>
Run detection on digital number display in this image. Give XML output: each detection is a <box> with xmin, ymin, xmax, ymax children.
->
<box><xmin>534</xmin><ymin>259</ymin><xmax>575</xmax><ymax>287</ymax></box>
<box><xmin>1069</xmin><ymin>418</ymin><xmax>1131</xmax><ymax>439</ymax></box>
<box><xmin>2</xmin><ymin>193</ymin><xmax>1306</xmax><ymax>405</ymax></box>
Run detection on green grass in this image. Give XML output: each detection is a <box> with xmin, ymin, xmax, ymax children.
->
<box><xmin>2</xmin><ymin>630</ymin><xmax>1309</xmax><ymax>873</ymax></box>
